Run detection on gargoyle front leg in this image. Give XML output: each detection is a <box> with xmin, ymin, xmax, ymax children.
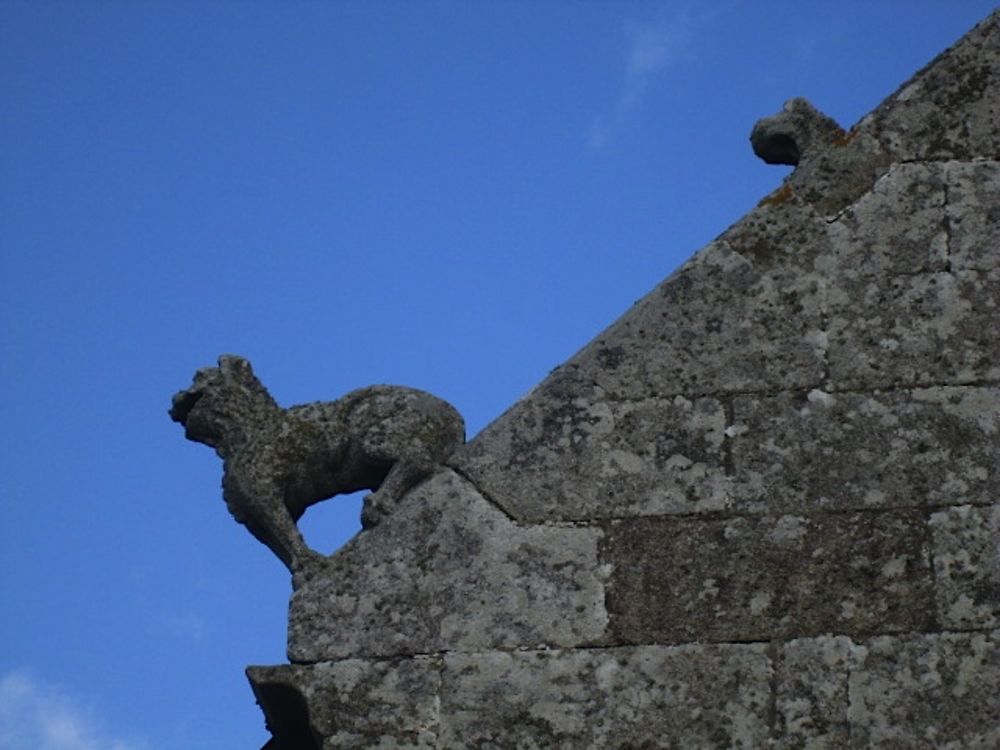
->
<box><xmin>224</xmin><ymin>475</ymin><xmax>323</xmax><ymax>575</ymax></box>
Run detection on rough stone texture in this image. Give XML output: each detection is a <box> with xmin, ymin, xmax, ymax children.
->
<box><xmin>825</xmin><ymin>162</ymin><xmax>949</xmax><ymax>276</ymax></box>
<box><xmin>947</xmin><ymin>161</ymin><xmax>1000</xmax><ymax>271</ymax></box>
<box><xmin>825</xmin><ymin>268</ymin><xmax>1000</xmax><ymax>390</ymax></box>
<box><xmin>602</xmin><ymin>511</ymin><xmax>935</xmax><ymax>644</ymax></box>
<box><xmin>249</xmin><ymin>631</ymin><xmax>1000</xmax><ymax>748</ymax></box>
<box><xmin>452</xmin><ymin>375</ymin><xmax>731</xmax><ymax>521</ymax></box>
<box><xmin>930</xmin><ymin>503</ymin><xmax>1000</xmax><ymax>629</ymax></box>
<box><xmin>774</xmin><ymin>631</ymin><xmax>1000</xmax><ymax>749</ymax></box>
<box><xmin>858</xmin><ymin>13</ymin><xmax>1000</xmax><ymax>162</ymax></box>
<box><xmin>288</xmin><ymin>469</ymin><xmax>607</xmax><ymax>662</ymax></box>
<box><xmin>439</xmin><ymin>645</ymin><xmax>773</xmax><ymax>749</ymax></box>
<box><xmin>248</xmin><ymin>658</ymin><xmax>440</xmax><ymax>749</ymax></box>
<box><xmin>236</xmin><ymin>11</ymin><xmax>1000</xmax><ymax>748</ymax></box>
<box><xmin>773</xmin><ymin>635</ymin><xmax>859</xmax><ymax>749</ymax></box>
<box><xmin>450</xmin><ymin>239</ymin><xmax>830</xmax><ymax>519</ymax></box>
<box><xmin>847</xmin><ymin>630</ymin><xmax>1000</xmax><ymax>749</ymax></box>
<box><xmin>730</xmin><ymin>386</ymin><xmax>1000</xmax><ymax>513</ymax></box>
<box><xmin>571</xmin><ymin>238</ymin><xmax>830</xmax><ymax>400</ymax></box>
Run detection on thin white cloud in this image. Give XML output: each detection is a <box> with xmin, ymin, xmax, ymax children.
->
<box><xmin>166</xmin><ymin>612</ymin><xmax>207</xmax><ymax>642</ymax></box>
<box><xmin>589</xmin><ymin>5</ymin><xmax>707</xmax><ymax>149</ymax></box>
<box><xmin>0</xmin><ymin>671</ymin><xmax>149</xmax><ymax>750</ymax></box>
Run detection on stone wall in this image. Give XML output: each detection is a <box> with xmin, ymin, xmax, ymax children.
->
<box><xmin>249</xmin><ymin>11</ymin><xmax>999</xmax><ymax>748</ymax></box>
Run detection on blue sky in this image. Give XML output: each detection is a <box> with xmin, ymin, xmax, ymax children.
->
<box><xmin>1</xmin><ymin>2</ymin><xmax>995</xmax><ymax>747</ymax></box>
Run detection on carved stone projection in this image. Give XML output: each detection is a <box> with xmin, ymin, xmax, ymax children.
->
<box><xmin>170</xmin><ymin>10</ymin><xmax>1000</xmax><ymax>749</ymax></box>
<box><xmin>749</xmin><ymin>97</ymin><xmax>847</xmax><ymax>166</ymax></box>
<box><xmin>169</xmin><ymin>355</ymin><xmax>464</xmax><ymax>581</ymax></box>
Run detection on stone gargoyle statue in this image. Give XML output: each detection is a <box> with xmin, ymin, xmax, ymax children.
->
<box><xmin>750</xmin><ymin>97</ymin><xmax>845</xmax><ymax>166</ymax></box>
<box><xmin>169</xmin><ymin>355</ymin><xmax>465</xmax><ymax>579</ymax></box>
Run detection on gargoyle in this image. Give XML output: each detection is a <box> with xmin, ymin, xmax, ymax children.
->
<box><xmin>750</xmin><ymin>97</ymin><xmax>845</xmax><ymax>166</ymax></box>
<box><xmin>169</xmin><ymin>355</ymin><xmax>465</xmax><ymax>578</ymax></box>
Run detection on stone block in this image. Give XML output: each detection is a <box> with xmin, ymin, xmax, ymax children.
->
<box><xmin>826</xmin><ymin>269</ymin><xmax>1000</xmax><ymax>390</ymax></box>
<box><xmin>719</xmin><ymin>193</ymin><xmax>831</xmax><ymax>273</ymax></box>
<box><xmin>930</xmin><ymin>503</ymin><xmax>1000</xmax><ymax>629</ymax></box>
<box><xmin>947</xmin><ymin>160</ymin><xmax>1000</xmax><ymax>271</ymax></box>
<box><xmin>248</xmin><ymin>657</ymin><xmax>440</xmax><ymax>749</ymax></box>
<box><xmin>825</xmin><ymin>162</ymin><xmax>948</xmax><ymax>276</ymax></box>
<box><xmin>451</xmin><ymin>378</ymin><xmax>729</xmax><ymax>521</ymax></box>
<box><xmin>773</xmin><ymin>631</ymin><xmax>1000</xmax><ymax>749</ymax></box>
<box><xmin>438</xmin><ymin>644</ymin><xmax>772</xmax><ymax>749</ymax></box>
<box><xmin>288</xmin><ymin>470</ymin><xmax>608</xmax><ymax>661</ymax></box>
<box><xmin>730</xmin><ymin>386</ymin><xmax>1000</xmax><ymax>514</ymax></box>
<box><xmin>847</xmin><ymin>630</ymin><xmax>1000</xmax><ymax>748</ymax></box>
<box><xmin>601</xmin><ymin>511</ymin><xmax>934</xmax><ymax>644</ymax></box>
<box><xmin>773</xmin><ymin>636</ymin><xmax>860</xmax><ymax>750</ymax></box>
<box><xmin>564</xmin><ymin>240</ymin><xmax>828</xmax><ymax>401</ymax></box>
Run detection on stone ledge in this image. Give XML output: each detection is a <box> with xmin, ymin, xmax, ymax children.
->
<box><xmin>248</xmin><ymin>658</ymin><xmax>440</xmax><ymax>750</ymax></box>
<box><xmin>249</xmin><ymin>630</ymin><xmax>999</xmax><ymax>749</ymax></box>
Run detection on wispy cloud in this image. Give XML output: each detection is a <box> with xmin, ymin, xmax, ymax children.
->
<box><xmin>166</xmin><ymin>612</ymin><xmax>207</xmax><ymax>642</ymax></box>
<box><xmin>589</xmin><ymin>5</ymin><xmax>702</xmax><ymax>149</ymax></box>
<box><xmin>0</xmin><ymin>671</ymin><xmax>149</xmax><ymax>750</ymax></box>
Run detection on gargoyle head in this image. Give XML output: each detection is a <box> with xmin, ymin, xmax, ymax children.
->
<box><xmin>170</xmin><ymin>355</ymin><xmax>272</xmax><ymax>453</ymax></box>
<box><xmin>750</xmin><ymin>97</ymin><xmax>845</xmax><ymax>166</ymax></box>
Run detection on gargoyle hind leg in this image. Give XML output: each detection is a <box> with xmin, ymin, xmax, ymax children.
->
<box><xmin>360</xmin><ymin>459</ymin><xmax>433</xmax><ymax>529</ymax></box>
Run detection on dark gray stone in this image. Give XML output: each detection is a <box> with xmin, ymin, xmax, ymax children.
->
<box><xmin>248</xmin><ymin>657</ymin><xmax>441</xmax><ymax>749</ymax></box>
<box><xmin>730</xmin><ymin>386</ymin><xmax>1000</xmax><ymax>514</ymax></box>
<box><xmin>439</xmin><ymin>644</ymin><xmax>772</xmax><ymax>749</ymax></box>
<box><xmin>601</xmin><ymin>511</ymin><xmax>935</xmax><ymax>644</ymax></box>
<box><xmin>847</xmin><ymin>630</ymin><xmax>1000</xmax><ymax>748</ymax></box>
<box><xmin>719</xmin><ymin>189</ymin><xmax>831</xmax><ymax>273</ymax></box>
<box><xmin>521</xmin><ymin>239</ymin><xmax>827</xmax><ymax>402</ymax></box>
<box><xmin>783</xmin><ymin>130</ymin><xmax>892</xmax><ymax>219</ymax></box>
<box><xmin>930</xmin><ymin>503</ymin><xmax>1000</xmax><ymax>629</ymax></box>
<box><xmin>582</xmin><ymin>241</ymin><xmax>828</xmax><ymax>399</ymax></box>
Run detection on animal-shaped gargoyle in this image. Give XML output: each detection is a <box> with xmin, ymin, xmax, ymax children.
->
<box><xmin>169</xmin><ymin>355</ymin><xmax>465</xmax><ymax>577</ymax></box>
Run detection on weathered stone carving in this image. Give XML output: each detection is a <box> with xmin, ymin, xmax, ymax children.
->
<box><xmin>750</xmin><ymin>97</ymin><xmax>846</xmax><ymax>165</ymax></box>
<box><xmin>169</xmin><ymin>355</ymin><xmax>464</xmax><ymax>578</ymax></box>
